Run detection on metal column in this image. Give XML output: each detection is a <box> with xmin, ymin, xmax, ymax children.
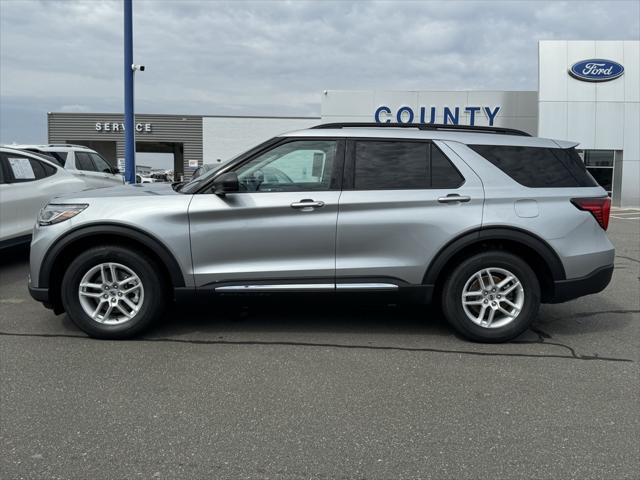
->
<box><xmin>123</xmin><ymin>0</ymin><xmax>135</xmax><ymax>183</ymax></box>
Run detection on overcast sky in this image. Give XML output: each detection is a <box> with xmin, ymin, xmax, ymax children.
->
<box><xmin>1</xmin><ymin>0</ymin><xmax>638</xmax><ymax>143</ymax></box>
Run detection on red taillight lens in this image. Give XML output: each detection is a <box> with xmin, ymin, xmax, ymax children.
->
<box><xmin>571</xmin><ymin>197</ymin><xmax>611</xmax><ymax>230</ymax></box>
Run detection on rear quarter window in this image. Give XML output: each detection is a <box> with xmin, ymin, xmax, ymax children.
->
<box><xmin>469</xmin><ymin>145</ymin><xmax>598</xmax><ymax>188</ymax></box>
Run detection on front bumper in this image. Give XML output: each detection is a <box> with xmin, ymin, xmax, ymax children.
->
<box><xmin>28</xmin><ymin>285</ymin><xmax>51</xmax><ymax>304</ymax></box>
<box><xmin>550</xmin><ymin>264</ymin><xmax>614</xmax><ymax>303</ymax></box>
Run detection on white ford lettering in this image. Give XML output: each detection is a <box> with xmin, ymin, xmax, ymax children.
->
<box><xmin>582</xmin><ymin>63</ymin><xmax>612</xmax><ymax>75</ymax></box>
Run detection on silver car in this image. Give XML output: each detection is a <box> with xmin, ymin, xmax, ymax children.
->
<box><xmin>28</xmin><ymin>123</ymin><xmax>614</xmax><ymax>342</ymax></box>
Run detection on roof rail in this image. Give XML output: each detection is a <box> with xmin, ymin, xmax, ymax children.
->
<box><xmin>46</xmin><ymin>143</ymin><xmax>91</xmax><ymax>148</ymax></box>
<box><xmin>310</xmin><ymin>122</ymin><xmax>531</xmax><ymax>137</ymax></box>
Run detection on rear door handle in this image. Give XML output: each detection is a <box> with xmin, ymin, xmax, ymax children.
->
<box><xmin>438</xmin><ymin>194</ymin><xmax>471</xmax><ymax>203</ymax></box>
<box><xmin>291</xmin><ymin>199</ymin><xmax>325</xmax><ymax>210</ymax></box>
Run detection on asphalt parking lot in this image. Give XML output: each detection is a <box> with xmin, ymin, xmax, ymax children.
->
<box><xmin>1</xmin><ymin>215</ymin><xmax>638</xmax><ymax>480</ymax></box>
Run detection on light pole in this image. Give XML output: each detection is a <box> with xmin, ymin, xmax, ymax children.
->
<box><xmin>124</xmin><ymin>0</ymin><xmax>135</xmax><ymax>184</ymax></box>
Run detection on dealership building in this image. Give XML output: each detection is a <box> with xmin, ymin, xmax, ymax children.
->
<box><xmin>48</xmin><ymin>40</ymin><xmax>639</xmax><ymax>206</ymax></box>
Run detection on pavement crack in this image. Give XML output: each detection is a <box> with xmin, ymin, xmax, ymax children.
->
<box><xmin>615</xmin><ymin>254</ymin><xmax>640</xmax><ymax>264</ymax></box>
<box><xmin>513</xmin><ymin>325</ymin><xmax>629</xmax><ymax>362</ymax></box>
<box><xmin>0</xmin><ymin>331</ymin><xmax>633</xmax><ymax>363</ymax></box>
<box><xmin>561</xmin><ymin>309</ymin><xmax>639</xmax><ymax>320</ymax></box>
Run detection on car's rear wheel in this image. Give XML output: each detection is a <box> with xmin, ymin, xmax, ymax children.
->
<box><xmin>61</xmin><ymin>245</ymin><xmax>166</xmax><ymax>339</ymax></box>
<box><xmin>441</xmin><ymin>251</ymin><xmax>540</xmax><ymax>342</ymax></box>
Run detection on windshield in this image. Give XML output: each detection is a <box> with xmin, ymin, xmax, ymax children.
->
<box><xmin>180</xmin><ymin>138</ymin><xmax>279</xmax><ymax>193</ymax></box>
<box><xmin>178</xmin><ymin>161</ymin><xmax>227</xmax><ymax>193</ymax></box>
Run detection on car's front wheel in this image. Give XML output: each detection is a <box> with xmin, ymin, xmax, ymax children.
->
<box><xmin>61</xmin><ymin>245</ymin><xmax>166</xmax><ymax>339</ymax></box>
<box><xmin>441</xmin><ymin>251</ymin><xmax>540</xmax><ymax>342</ymax></box>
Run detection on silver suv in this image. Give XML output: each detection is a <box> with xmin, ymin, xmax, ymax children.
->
<box><xmin>28</xmin><ymin>123</ymin><xmax>614</xmax><ymax>342</ymax></box>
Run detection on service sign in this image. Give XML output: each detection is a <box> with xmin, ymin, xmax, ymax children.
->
<box><xmin>569</xmin><ymin>59</ymin><xmax>624</xmax><ymax>82</ymax></box>
<box><xmin>95</xmin><ymin>122</ymin><xmax>152</xmax><ymax>133</ymax></box>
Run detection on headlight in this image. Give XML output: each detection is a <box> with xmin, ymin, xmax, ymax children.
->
<box><xmin>38</xmin><ymin>204</ymin><xmax>88</xmax><ymax>226</ymax></box>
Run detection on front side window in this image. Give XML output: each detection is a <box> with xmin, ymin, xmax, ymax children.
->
<box><xmin>234</xmin><ymin>140</ymin><xmax>338</xmax><ymax>192</ymax></box>
<box><xmin>75</xmin><ymin>152</ymin><xmax>97</xmax><ymax>172</ymax></box>
<box><xmin>90</xmin><ymin>153</ymin><xmax>113</xmax><ymax>173</ymax></box>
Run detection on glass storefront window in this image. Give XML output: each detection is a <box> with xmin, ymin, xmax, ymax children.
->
<box><xmin>578</xmin><ymin>149</ymin><xmax>615</xmax><ymax>196</ymax></box>
<box><xmin>584</xmin><ymin>150</ymin><xmax>614</xmax><ymax>167</ymax></box>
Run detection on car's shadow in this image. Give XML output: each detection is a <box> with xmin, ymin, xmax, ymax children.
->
<box><xmin>0</xmin><ymin>244</ymin><xmax>30</xmax><ymax>266</ymax></box>
<box><xmin>111</xmin><ymin>293</ymin><xmax>628</xmax><ymax>344</ymax></box>
<box><xmin>149</xmin><ymin>299</ymin><xmax>455</xmax><ymax>338</ymax></box>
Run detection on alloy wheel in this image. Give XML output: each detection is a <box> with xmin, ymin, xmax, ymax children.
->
<box><xmin>461</xmin><ymin>267</ymin><xmax>524</xmax><ymax>329</ymax></box>
<box><xmin>77</xmin><ymin>262</ymin><xmax>145</xmax><ymax>325</ymax></box>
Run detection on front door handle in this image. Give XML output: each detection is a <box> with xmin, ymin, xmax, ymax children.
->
<box><xmin>438</xmin><ymin>194</ymin><xmax>471</xmax><ymax>203</ymax></box>
<box><xmin>291</xmin><ymin>199</ymin><xmax>325</xmax><ymax>210</ymax></box>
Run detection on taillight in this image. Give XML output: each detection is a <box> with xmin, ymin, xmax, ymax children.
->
<box><xmin>571</xmin><ymin>197</ymin><xmax>611</xmax><ymax>230</ymax></box>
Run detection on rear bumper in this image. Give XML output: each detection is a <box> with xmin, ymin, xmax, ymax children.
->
<box><xmin>550</xmin><ymin>264</ymin><xmax>614</xmax><ymax>303</ymax></box>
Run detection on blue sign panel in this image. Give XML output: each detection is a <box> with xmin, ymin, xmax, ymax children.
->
<box><xmin>569</xmin><ymin>59</ymin><xmax>624</xmax><ymax>82</ymax></box>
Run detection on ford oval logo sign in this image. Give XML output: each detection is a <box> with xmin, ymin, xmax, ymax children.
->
<box><xmin>569</xmin><ymin>59</ymin><xmax>624</xmax><ymax>82</ymax></box>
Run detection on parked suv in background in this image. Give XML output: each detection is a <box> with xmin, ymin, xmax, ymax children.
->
<box><xmin>14</xmin><ymin>144</ymin><xmax>123</xmax><ymax>189</ymax></box>
<box><xmin>28</xmin><ymin>123</ymin><xmax>614</xmax><ymax>342</ymax></box>
<box><xmin>0</xmin><ymin>147</ymin><xmax>86</xmax><ymax>247</ymax></box>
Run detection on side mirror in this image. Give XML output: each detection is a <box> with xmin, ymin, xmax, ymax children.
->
<box><xmin>212</xmin><ymin>171</ymin><xmax>239</xmax><ymax>196</ymax></box>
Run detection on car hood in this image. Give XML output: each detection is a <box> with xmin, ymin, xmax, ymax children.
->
<box><xmin>53</xmin><ymin>182</ymin><xmax>182</xmax><ymax>201</ymax></box>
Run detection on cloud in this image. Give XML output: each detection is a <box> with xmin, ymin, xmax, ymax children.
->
<box><xmin>59</xmin><ymin>104</ymin><xmax>91</xmax><ymax>113</ymax></box>
<box><xmin>1</xmin><ymin>0</ymin><xmax>639</xmax><ymax>142</ymax></box>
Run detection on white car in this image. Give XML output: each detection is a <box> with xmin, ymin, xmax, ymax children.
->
<box><xmin>0</xmin><ymin>147</ymin><xmax>87</xmax><ymax>248</ymax></box>
<box><xmin>12</xmin><ymin>144</ymin><xmax>123</xmax><ymax>189</ymax></box>
<box><xmin>136</xmin><ymin>174</ymin><xmax>156</xmax><ymax>184</ymax></box>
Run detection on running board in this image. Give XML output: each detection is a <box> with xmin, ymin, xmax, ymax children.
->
<box><xmin>214</xmin><ymin>283</ymin><xmax>399</xmax><ymax>292</ymax></box>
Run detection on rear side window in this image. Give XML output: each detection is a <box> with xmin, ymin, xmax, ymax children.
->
<box><xmin>47</xmin><ymin>151</ymin><xmax>68</xmax><ymax>166</ymax></box>
<box><xmin>355</xmin><ymin>141</ymin><xmax>429</xmax><ymax>189</ymax></box>
<box><xmin>469</xmin><ymin>145</ymin><xmax>598</xmax><ymax>188</ymax></box>
<box><xmin>353</xmin><ymin>141</ymin><xmax>463</xmax><ymax>190</ymax></box>
<box><xmin>24</xmin><ymin>149</ymin><xmax>64</xmax><ymax>166</ymax></box>
<box><xmin>0</xmin><ymin>153</ymin><xmax>56</xmax><ymax>182</ymax></box>
<box><xmin>75</xmin><ymin>152</ymin><xmax>96</xmax><ymax>171</ymax></box>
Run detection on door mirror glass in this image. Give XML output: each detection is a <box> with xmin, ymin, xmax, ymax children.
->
<box><xmin>212</xmin><ymin>171</ymin><xmax>239</xmax><ymax>196</ymax></box>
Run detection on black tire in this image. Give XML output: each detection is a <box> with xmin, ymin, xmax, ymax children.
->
<box><xmin>441</xmin><ymin>251</ymin><xmax>540</xmax><ymax>343</ymax></box>
<box><xmin>61</xmin><ymin>245</ymin><xmax>166</xmax><ymax>339</ymax></box>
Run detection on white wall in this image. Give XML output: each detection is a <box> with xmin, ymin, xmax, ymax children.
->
<box><xmin>538</xmin><ymin>40</ymin><xmax>640</xmax><ymax>206</ymax></box>
<box><xmin>202</xmin><ymin>116</ymin><xmax>320</xmax><ymax>166</ymax></box>
<box><xmin>321</xmin><ymin>90</ymin><xmax>539</xmax><ymax>135</ymax></box>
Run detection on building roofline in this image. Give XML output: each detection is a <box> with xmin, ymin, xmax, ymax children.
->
<box><xmin>47</xmin><ymin>112</ymin><xmax>321</xmax><ymax>120</ymax></box>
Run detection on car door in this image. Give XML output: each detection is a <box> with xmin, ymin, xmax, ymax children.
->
<box><xmin>335</xmin><ymin>139</ymin><xmax>484</xmax><ymax>286</ymax></box>
<box><xmin>188</xmin><ymin>138</ymin><xmax>344</xmax><ymax>289</ymax></box>
<box><xmin>89</xmin><ymin>152</ymin><xmax>123</xmax><ymax>186</ymax></box>
<box><xmin>0</xmin><ymin>152</ymin><xmax>59</xmax><ymax>242</ymax></box>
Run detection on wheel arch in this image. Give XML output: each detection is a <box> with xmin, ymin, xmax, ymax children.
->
<box><xmin>40</xmin><ymin>224</ymin><xmax>186</xmax><ymax>311</ymax></box>
<box><xmin>424</xmin><ymin>227</ymin><xmax>565</xmax><ymax>303</ymax></box>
